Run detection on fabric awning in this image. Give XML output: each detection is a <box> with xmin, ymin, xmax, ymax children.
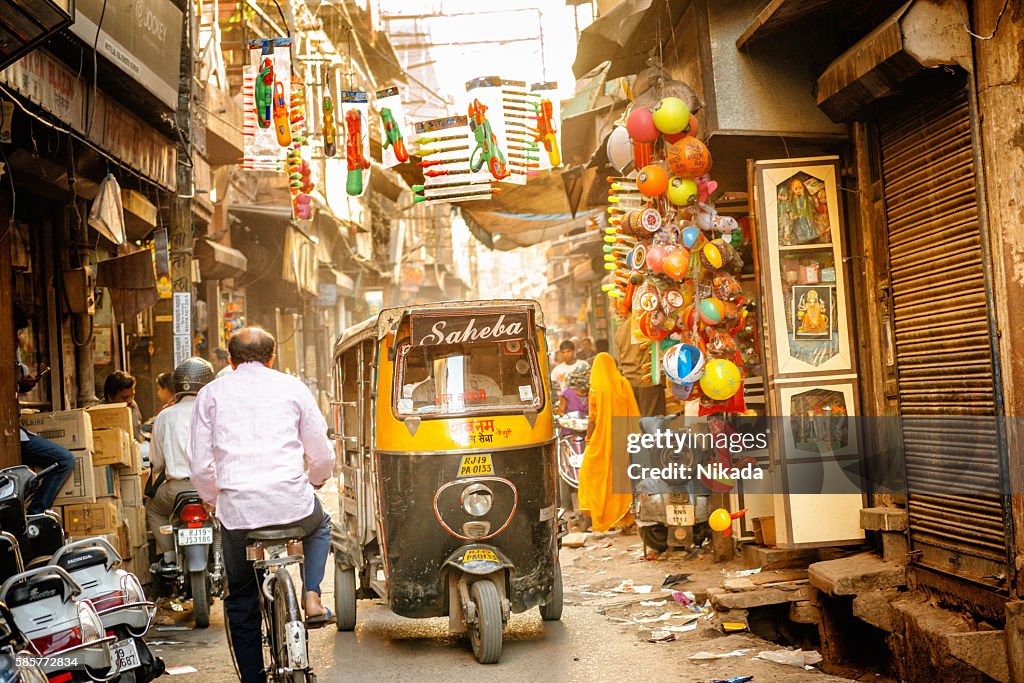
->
<box><xmin>95</xmin><ymin>249</ymin><xmax>159</xmax><ymax>323</ymax></box>
<box><xmin>572</xmin><ymin>0</ymin><xmax>686</xmax><ymax>79</ymax></box>
<box><xmin>194</xmin><ymin>238</ymin><xmax>248</xmax><ymax>280</ymax></box>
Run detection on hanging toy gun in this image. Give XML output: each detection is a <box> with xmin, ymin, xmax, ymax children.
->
<box><xmin>346</xmin><ymin>109</ymin><xmax>370</xmax><ymax>196</ymax></box>
<box><xmin>535</xmin><ymin>98</ymin><xmax>561</xmax><ymax>167</ymax></box>
<box><xmin>380</xmin><ymin>108</ymin><xmax>409</xmax><ymax>163</ymax></box>
<box><xmin>272</xmin><ymin>81</ymin><xmax>292</xmax><ymax>147</ymax></box>
<box><xmin>255</xmin><ymin>58</ymin><xmax>273</xmax><ymax>128</ymax></box>
<box><xmin>468</xmin><ymin>99</ymin><xmax>508</xmax><ymax>180</ymax></box>
<box><xmin>322</xmin><ymin>95</ymin><xmax>337</xmax><ymax>157</ymax></box>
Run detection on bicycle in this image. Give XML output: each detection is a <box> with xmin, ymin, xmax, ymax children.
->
<box><xmin>556</xmin><ymin>413</ymin><xmax>588</xmax><ymax>530</ymax></box>
<box><xmin>245</xmin><ymin>527</ymin><xmax>316</xmax><ymax>683</ymax></box>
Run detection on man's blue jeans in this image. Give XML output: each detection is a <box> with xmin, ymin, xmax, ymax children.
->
<box><xmin>20</xmin><ymin>432</ymin><xmax>75</xmax><ymax>514</ymax></box>
<box><xmin>221</xmin><ymin>498</ymin><xmax>331</xmax><ymax>683</ymax></box>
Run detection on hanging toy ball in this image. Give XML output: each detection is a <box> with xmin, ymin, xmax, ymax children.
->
<box><xmin>606</xmin><ymin>126</ymin><xmax>633</xmax><ymax>173</ymax></box>
<box><xmin>698</xmin><ymin>297</ymin><xmax>725</xmax><ymax>325</ymax></box>
<box><xmin>663</xmin><ymin>130</ymin><xmax>687</xmax><ymax>145</ymax></box>
<box><xmin>667</xmin><ymin>176</ymin><xmax>698</xmax><ymax>206</ymax></box>
<box><xmin>652</xmin><ymin>97</ymin><xmax>691</xmax><ymax>135</ymax></box>
<box><xmin>646</xmin><ymin>244</ymin><xmax>668</xmax><ymax>273</ymax></box>
<box><xmin>662</xmin><ymin>344</ymin><xmax>684</xmax><ymax>384</ymax></box>
<box><xmin>699</xmin><ymin>358</ymin><xmax>742</xmax><ymax>400</ymax></box>
<box><xmin>701</xmin><ymin>241</ymin><xmax>724</xmax><ymax>270</ymax></box>
<box><xmin>662</xmin><ymin>247</ymin><xmax>691</xmax><ymax>281</ymax></box>
<box><xmin>626</xmin><ymin>107</ymin><xmax>659</xmax><ymax>143</ymax></box>
<box><xmin>682</xmin><ymin>225</ymin><xmax>704</xmax><ymax>250</ymax></box>
<box><xmin>708</xmin><ymin>508</ymin><xmax>731</xmax><ymax>532</ymax></box>
<box><xmin>667</xmin><ymin>137</ymin><xmax>713</xmax><ymax>177</ymax></box>
<box><xmin>637</xmin><ymin>165</ymin><xmax>669</xmax><ymax>197</ymax></box>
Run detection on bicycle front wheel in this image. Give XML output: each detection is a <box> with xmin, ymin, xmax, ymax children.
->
<box><xmin>271</xmin><ymin>569</ymin><xmax>309</xmax><ymax>681</ymax></box>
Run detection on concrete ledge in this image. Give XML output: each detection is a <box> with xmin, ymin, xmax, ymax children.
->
<box><xmin>860</xmin><ymin>507</ymin><xmax>908</xmax><ymax>532</ymax></box>
<box><xmin>809</xmin><ymin>552</ymin><xmax>906</xmax><ymax>596</ymax></box>
<box><xmin>947</xmin><ymin>631</ymin><xmax>1009</xmax><ymax>683</ymax></box>
<box><xmin>708</xmin><ymin>584</ymin><xmax>817</xmax><ymax>610</ymax></box>
<box><xmin>741</xmin><ymin>543</ymin><xmax>818</xmax><ymax>570</ymax></box>
<box><xmin>852</xmin><ymin>590</ymin><xmax>897</xmax><ymax>632</ymax></box>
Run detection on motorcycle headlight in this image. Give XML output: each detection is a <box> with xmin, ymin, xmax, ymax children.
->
<box><xmin>461</xmin><ymin>484</ymin><xmax>493</xmax><ymax>517</ymax></box>
<box><xmin>120</xmin><ymin>572</ymin><xmax>146</xmax><ymax>604</ymax></box>
<box><xmin>77</xmin><ymin>600</ymin><xmax>105</xmax><ymax>644</ymax></box>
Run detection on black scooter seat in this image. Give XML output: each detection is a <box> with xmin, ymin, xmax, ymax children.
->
<box><xmin>53</xmin><ymin>548</ymin><xmax>107</xmax><ymax>572</ymax></box>
<box><xmin>245</xmin><ymin>527</ymin><xmax>304</xmax><ymax>542</ymax></box>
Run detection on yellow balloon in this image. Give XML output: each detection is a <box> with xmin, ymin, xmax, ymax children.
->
<box><xmin>709</xmin><ymin>508</ymin><xmax>731</xmax><ymax>532</ymax></box>
<box><xmin>699</xmin><ymin>358</ymin><xmax>742</xmax><ymax>400</ymax></box>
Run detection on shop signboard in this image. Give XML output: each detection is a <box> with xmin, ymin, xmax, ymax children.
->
<box><xmin>0</xmin><ymin>48</ymin><xmax>85</xmax><ymax>131</ymax></box>
<box><xmin>69</xmin><ymin>0</ymin><xmax>183</xmax><ymax>109</ymax></box>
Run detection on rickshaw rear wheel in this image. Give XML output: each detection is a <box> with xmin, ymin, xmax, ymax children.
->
<box><xmin>469</xmin><ymin>580</ymin><xmax>503</xmax><ymax>664</ymax></box>
<box><xmin>334</xmin><ymin>563</ymin><xmax>357</xmax><ymax>631</ymax></box>
<box><xmin>539</xmin><ymin>560</ymin><xmax>563</xmax><ymax>621</ymax></box>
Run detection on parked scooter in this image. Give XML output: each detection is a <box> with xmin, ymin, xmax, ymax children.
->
<box><xmin>153</xmin><ymin>491</ymin><xmax>223</xmax><ymax>628</ymax></box>
<box><xmin>0</xmin><ymin>599</ymin><xmax>48</xmax><ymax>683</ymax></box>
<box><xmin>50</xmin><ymin>539</ymin><xmax>164</xmax><ymax>681</ymax></box>
<box><xmin>630</xmin><ymin>412</ymin><xmax>711</xmax><ymax>553</ymax></box>
<box><xmin>0</xmin><ymin>464</ymin><xmax>66</xmax><ymax>568</ymax></box>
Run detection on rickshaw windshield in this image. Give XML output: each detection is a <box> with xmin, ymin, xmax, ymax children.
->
<box><xmin>394</xmin><ymin>339</ymin><xmax>543</xmax><ymax>417</ymax></box>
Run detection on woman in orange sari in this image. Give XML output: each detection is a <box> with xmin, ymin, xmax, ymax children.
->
<box><xmin>578</xmin><ymin>352</ymin><xmax>640</xmax><ymax>532</ymax></box>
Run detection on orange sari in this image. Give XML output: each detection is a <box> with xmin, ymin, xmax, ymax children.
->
<box><xmin>578</xmin><ymin>352</ymin><xmax>638</xmax><ymax>531</ymax></box>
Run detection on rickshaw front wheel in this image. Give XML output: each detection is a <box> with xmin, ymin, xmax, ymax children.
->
<box><xmin>539</xmin><ymin>560</ymin><xmax>563</xmax><ymax>621</ymax></box>
<box><xmin>469</xmin><ymin>580</ymin><xmax>503</xmax><ymax>664</ymax></box>
<box><xmin>334</xmin><ymin>563</ymin><xmax>357</xmax><ymax>631</ymax></box>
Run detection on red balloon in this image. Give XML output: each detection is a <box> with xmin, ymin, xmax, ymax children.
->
<box><xmin>663</xmin><ymin>130</ymin><xmax>687</xmax><ymax>144</ymax></box>
<box><xmin>686</xmin><ymin>114</ymin><xmax>699</xmax><ymax>138</ymax></box>
<box><xmin>626</xmin><ymin>108</ymin><xmax>659</xmax><ymax>143</ymax></box>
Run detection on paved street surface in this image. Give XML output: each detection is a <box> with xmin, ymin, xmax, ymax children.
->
<box><xmin>150</xmin><ymin>481</ymin><xmax>858</xmax><ymax>682</ymax></box>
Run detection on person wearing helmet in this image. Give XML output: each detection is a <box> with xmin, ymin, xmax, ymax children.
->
<box><xmin>145</xmin><ymin>356</ymin><xmax>216</xmax><ymax>571</ymax></box>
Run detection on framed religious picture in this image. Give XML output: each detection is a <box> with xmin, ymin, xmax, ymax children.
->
<box><xmin>792</xmin><ymin>285</ymin><xmax>834</xmax><ymax>341</ymax></box>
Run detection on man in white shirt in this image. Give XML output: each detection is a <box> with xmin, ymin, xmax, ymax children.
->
<box><xmin>146</xmin><ymin>357</ymin><xmax>215</xmax><ymax>568</ymax></box>
<box><xmin>188</xmin><ymin>327</ymin><xmax>335</xmax><ymax>683</ymax></box>
<box><xmin>213</xmin><ymin>346</ymin><xmax>232</xmax><ymax>378</ymax></box>
<box><xmin>550</xmin><ymin>339</ymin><xmax>590</xmax><ymax>393</ymax></box>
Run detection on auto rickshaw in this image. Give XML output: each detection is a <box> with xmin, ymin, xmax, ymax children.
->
<box><xmin>329</xmin><ymin>300</ymin><xmax>561</xmax><ymax>663</ymax></box>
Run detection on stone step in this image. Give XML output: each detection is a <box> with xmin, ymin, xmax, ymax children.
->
<box><xmin>809</xmin><ymin>552</ymin><xmax>906</xmax><ymax>597</ymax></box>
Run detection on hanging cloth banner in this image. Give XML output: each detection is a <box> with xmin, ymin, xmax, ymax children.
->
<box><xmin>375</xmin><ymin>86</ymin><xmax>410</xmax><ymax>169</ymax></box>
<box><xmin>241</xmin><ymin>37</ymin><xmax>292</xmax><ymax>171</ymax></box>
<box><xmin>340</xmin><ymin>90</ymin><xmax>371</xmax><ymax>196</ymax></box>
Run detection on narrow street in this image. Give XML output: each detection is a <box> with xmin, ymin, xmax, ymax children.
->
<box><xmin>151</xmin><ymin>482</ymin><xmax>854</xmax><ymax>682</ymax></box>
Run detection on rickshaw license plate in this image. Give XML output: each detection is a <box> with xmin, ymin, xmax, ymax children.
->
<box><xmin>463</xmin><ymin>549</ymin><xmax>499</xmax><ymax>564</ymax></box>
<box><xmin>666</xmin><ymin>504</ymin><xmax>695</xmax><ymax>527</ymax></box>
<box><xmin>457</xmin><ymin>454</ymin><xmax>493</xmax><ymax>477</ymax></box>
<box><xmin>112</xmin><ymin>638</ymin><xmax>140</xmax><ymax>671</ymax></box>
<box><xmin>178</xmin><ymin>527</ymin><xmax>213</xmax><ymax>545</ymax></box>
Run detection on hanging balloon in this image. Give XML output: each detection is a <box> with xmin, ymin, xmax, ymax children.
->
<box><xmin>708</xmin><ymin>508</ymin><xmax>731</xmax><ymax>532</ymax></box>
<box><xmin>686</xmin><ymin>114</ymin><xmax>699</xmax><ymax>138</ymax></box>
<box><xmin>699</xmin><ymin>358</ymin><xmax>742</xmax><ymax>400</ymax></box>
<box><xmin>698</xmin><ymin>297</ymin><xmax>725</xmax><ymax>325</ymax></box>
<box><xmin>667</xmin><ymin>176</ymin><xmax>698</xmax><ymax>206</ymax></box>
<box><xmin>701</xmin><ymin>241</ymin><xmax>724</xmax><ymax>270</ymax></box>
<box><xmin>663</xmin><ymin>130</ymin><xmax>687</xmax><ymax>145</ymax></box>
<box><xmin>606</xmin><ymin>126</ymin><xmax>633</xmax><ymax>173</ymax></box>
<box><xmin>639</xmin><ymin>311</ymin><xmax>669</xmax><ymax>341</ymax></box>
<box><xmin>637</xmin><ymin>165</ymin><xmax>669</xmax><ymax>197</ymax></box>
<box><xmin>662</xmin><ymin>247</ymin><xmax>691</xmax><ymax>281</ymax></box>
<box><xmin>646</xmin><ymin>245</ymin><xmax>668</xmax><ymax>273</ymax></box>
<box><xmin>667</xmin><ymin>137</ymin><xmax>713</xmax><ymax>177</ymax></box>
<box><xmin>626</xmin><ymin>107</ymin><xmax>659</xmax><ymax>142</ymax></box>
<box><xmin>651</xmin><ymin>97</ymin><xmax>691</xmax><ymax>135</ymax></box>
<box><xmin>682</xmin><ymin>225</ymin><xmax>704</xmax><ymax>250</ymax></box>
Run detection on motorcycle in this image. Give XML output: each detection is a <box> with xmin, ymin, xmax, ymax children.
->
<box><xmin>630</xmin><ymin>413</ymin><xmax>711</xmax><ymax>553</ymax></box>
<box><xmin>0</xmin><ymin>598</ymin><xmax>47</xmax><ymax>683</ymax></box>
<box><xmin>50</xmin><ymin>539</ymin><xmax>164</xmax><ymax>681</ymax></box>
<box><xmin>153</xmin><ymin>491</ymin><xmax>223</xmax><ymax>628</ymax></box>
<box><xmin>0</xmin><ymin>465</ymin><xmax>66</xmax><ymax>570</ymax></box>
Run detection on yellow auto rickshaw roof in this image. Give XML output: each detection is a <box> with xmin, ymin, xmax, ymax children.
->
<box><xmin>333</xmin><ymin>299</ymin><xmax>546</xmax><ymax>357</ymax></box>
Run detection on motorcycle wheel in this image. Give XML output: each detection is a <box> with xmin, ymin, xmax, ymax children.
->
<box><xmin>638</xmin><ymin>524</ymin><xmax>669</xmax><ymax>553</ymax></box>
<box><xmin>468</xmin><ymin>580</ymin><xmax>502</xmax><ymax>664</ymax></box>
<box><xmin>334</xmin><ymin>563</ymin><xmax>357</xmax><ymax>632</ymax></box>
<box><xmin>191</xmin><ymin>569</ymin><xmax>210</xmax><ymax>629</ymax></box>
<box><xmin>539</xmin><ymin>560</ymin><xmax>563</xmax><ymax>622</ymax></box>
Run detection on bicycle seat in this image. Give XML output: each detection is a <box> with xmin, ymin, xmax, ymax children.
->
<box><xmin>245</xmin><ymin>527</ymin><xmax>304</xmax><ymax>542</ymax></box>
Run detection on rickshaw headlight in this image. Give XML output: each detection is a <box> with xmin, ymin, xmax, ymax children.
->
<box><xmin>461</xmin><ymin>484</ymin><xmax>493</xmax><ymax>517</ymax></box>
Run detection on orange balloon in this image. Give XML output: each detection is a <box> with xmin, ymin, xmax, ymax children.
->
<box><xmin>637</xmin><ymin>165</ymin><xmax>669</xmax><ymax>197</ymax></box>
<box><xmin>662</xmin><ymin>247</ymin><xmax>690</xmax><ymax>281</ymax></box>
<box><xmin>667</xmin><ymin>137</ymin><xmax>712</xmax><ymax>177</ymax></box>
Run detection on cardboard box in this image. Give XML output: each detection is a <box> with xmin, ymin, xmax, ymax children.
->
<box><xmin>127</xmin><ymin>440</ymin><xmax>142</xmax><ymax>474</ymax></box>
<box><xmin>92</xmin><ymin>427</ymin><xmax>132</xmax><ymax>468</ymax></box>
<box><xmin>21</xmin><ymin>409</ymin><xmax>94</xmax><ymax>451</ymax></box>
<box><xmin>55</xmin><ymin>451</ymin><xmax>97</xmax><ymax>505</ymax></box>
<box><xmin>94</xmin><ymin>465</ymin><xmax>119</xmax><ymax>499</ymax></box>
<box><xmin>86</xmin><ymin>403</ymin><xmax>133</xmax><ymax>436</ymax></box>
<box><xmin>125</xmin><ymin>543</ymin><xmax>152</xmax><ymax>584</ymax></box>
<box><xmin>117</xmin><ymin>522</ymin><xmax>132</xmax><ymax>560</ymax></box>
<box><xmin>124</xmin><ymin>506</ymin><xmax>147</xmax><ymax>548</ymax></box>
<box><xmin>64</xmin><ymin>502</ymin><xmax>120</xmax><ymax>536</ymax></box>
<box><xmin>120</xmin><ymin>473</ymin><xmax>144</xmax><ymax>508</ymax></box>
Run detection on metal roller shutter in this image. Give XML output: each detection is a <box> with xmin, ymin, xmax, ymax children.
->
<box><xmin>878</xmin><ymin>78</ymin><xmax>1008</xmax><ymax>588</ymax></box>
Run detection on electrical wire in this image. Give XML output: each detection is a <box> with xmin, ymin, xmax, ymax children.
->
<box><xmin>955</xmin><ymin>0</ymin><xmax>1010</xmax><ymax>40</ymax></box>
<box><xmin>87</xmin><ymin>0</ymin><xmax>110</xmax><ymax>138</ymax></box>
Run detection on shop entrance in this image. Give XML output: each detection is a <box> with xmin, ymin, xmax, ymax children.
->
<box><xmin>877</xmin><ymin>73</ymin><xmax>1009</xmax><ymax>593</ymax></box>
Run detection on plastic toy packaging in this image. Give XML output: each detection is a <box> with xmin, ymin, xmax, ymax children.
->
<box><xmin>375</xmin><ymin>86</ymin><xmax>410</xmax><ymax>168</ymax></box>
<box><xmin>465</xmin><ymin>76</ymin><xmax>511</xmax><ymax>182</ymax></box>
<box><xmin>530</xmin><ymin>81</ymin><xmax>561</xmax><ymax>170</ymax></box>
<box><xmin>340</xmin><ymin>90</ymin><xmax>371</xmax><ymax>196</ymax></box>
<box><xmin>241</xmin><ymin>37</ymin><xmax>292</xmax><ymax>171</ymax></box>
<box><xmin>413</xmin><ymin>115</ymin><xmax>494</xmax><ymax>205</ymax></box>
